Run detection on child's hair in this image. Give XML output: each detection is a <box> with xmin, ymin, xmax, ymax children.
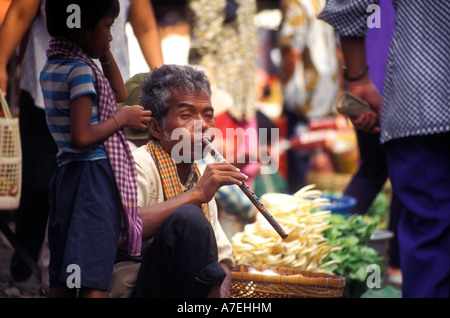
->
<box><xmin>45</xmin><ymin>0</ymin><xmax>120</xmax><ymax>38</ymax></box>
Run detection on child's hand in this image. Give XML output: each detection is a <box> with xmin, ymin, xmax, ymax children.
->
<box><xmin>115</xmin><ymin>105</ymin><xmax>152</xmax><ymax>131</ymax></box>
<box><xmin>99</xmin><ymin>49</ymin><xmax>114</xmax><ymax>65</ymax></box>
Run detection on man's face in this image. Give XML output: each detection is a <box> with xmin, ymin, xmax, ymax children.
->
<box><xmin>158</xmin><ymin>88</ymin><xmax>215</xmax><ymax>161</ymax></box>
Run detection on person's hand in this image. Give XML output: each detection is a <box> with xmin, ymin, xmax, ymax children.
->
<box><xmin>195</xmin><ymin>162</ymin><xmax>248</xmax><ymax>203</ymax></box>
<box><xmin>115</xmin><ymin>105</ymin><xmax>152</xmax><ymax>130</ymax></box>
<box><xmin>347</xmin><ymin>76</ymin><xmax>382</xmax><ymax>134</ymax></box>
<box><xmin>351</xmin><ymin>112</ymin><xmax>380</xmax><ymax>134</ymax></box>
<box><xmin>99</xmin><ymin>49</ymin><xmax>113</xmax><ymax>65</ymax></box>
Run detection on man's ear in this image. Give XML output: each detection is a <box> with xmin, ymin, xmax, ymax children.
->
<box><xmin>148</xmin><ymin>118</ymin><xmax>162</xmax><ymax>140</ymax></box>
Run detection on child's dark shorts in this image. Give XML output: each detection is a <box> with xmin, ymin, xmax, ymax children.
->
<box><xmin>47</xmin><ymin>159</ymin><xmax>122</xmax><ymax>291</ymax></box>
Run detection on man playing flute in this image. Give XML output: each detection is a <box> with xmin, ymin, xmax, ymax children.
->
<box><xmin>110</xmin><ymin>64</ymin><xmax>247</xmax><ymax>298</ymax></box>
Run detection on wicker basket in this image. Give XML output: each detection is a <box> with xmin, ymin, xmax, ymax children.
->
<box><xmin>231</xmin><ymin>265</ymin><xmax>345</xmax><ymax>298</ymax></box>
<box><xmin>0</xmin><ymin>89</ymin><xmax>21</xmax><ymax>210</ymax></box>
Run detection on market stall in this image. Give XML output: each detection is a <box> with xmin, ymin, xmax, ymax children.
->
<box><xmin>228</xmin><ymin>184</ymin><xmax>393</xmax><ymax>298</ymax></box>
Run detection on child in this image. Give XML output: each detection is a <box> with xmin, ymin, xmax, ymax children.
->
<box><xmin>40</xmin><ymin>0</ymin><xmax>151</xmax><ymax>297</ymax></box>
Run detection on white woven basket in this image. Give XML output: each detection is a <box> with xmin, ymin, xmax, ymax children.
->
<box><xmin>0</xmin><ymin>89</ymin><xmax>21</xmax><ymax>210</ymax></box>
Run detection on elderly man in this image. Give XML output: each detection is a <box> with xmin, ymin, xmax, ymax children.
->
<box><xmin>110</xmin><ymin>64</ymin><xmax>246</xmax><ymax>298</ymax></box>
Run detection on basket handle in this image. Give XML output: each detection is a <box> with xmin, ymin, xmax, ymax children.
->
<box><xmin>0</xmin><ymin>88</ymin><xmax>12</xmax><ymax>118</ymax></box>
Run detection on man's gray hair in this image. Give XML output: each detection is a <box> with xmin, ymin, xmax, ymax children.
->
<box><xmin>139</xmin><ymin>64</ymin><xmax>212</xmax><ymax>123</ymax></box>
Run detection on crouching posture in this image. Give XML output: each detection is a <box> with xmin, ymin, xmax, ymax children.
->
<box><xmin>110</xmin><ymin>65</ymin><xmax>247</xmax><ymax>298</ymax></box>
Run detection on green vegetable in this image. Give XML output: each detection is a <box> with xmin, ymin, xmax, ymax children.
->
<box><xmin>323</xmin><ymin>214</ymin><xmax>383</xmax><ymax>297</ymax></box>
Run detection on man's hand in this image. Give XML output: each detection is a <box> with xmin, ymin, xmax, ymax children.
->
<box><xmin>347</xmin><ymin>76</ymin><xmax>382</xmax><ymax>134</ymax></box>
<box><xmin>195</xmin><ymin>162</ymin><xmax>248</xmax><ymax>203</ymax></box>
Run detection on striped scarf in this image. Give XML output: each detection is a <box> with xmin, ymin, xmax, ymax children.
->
<box><xmin>46</xmin><ymin>37</ymin><xmax>142</xmax><ymax>256</ymax></box>
<box><xmin>147</xmin><ymin>140</ymin><xmax>208</xmax><ymax>220</ymax></box>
